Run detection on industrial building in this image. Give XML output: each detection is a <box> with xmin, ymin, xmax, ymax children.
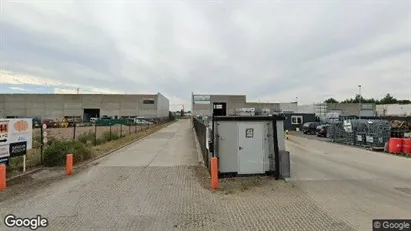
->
<box><xmin>0</xmin><ymin>93</ymin><xmax>170</xmax><ymax>121</ymax></box>
<box><xmin>376</xmin><ymin>104</ymin><xmax>411</xmax><ymax>116</ymax></box>
<box><xmin>191</xmin><ymin>93</ymin><xmax>297</xmax><ymax>116</ymax></box>
<box><xmin>298</xmin><ymin>103</ymin><xmax>376</xmax><ymax>117</ymax></box>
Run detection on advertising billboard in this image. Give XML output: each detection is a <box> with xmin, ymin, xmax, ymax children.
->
<box><xmin>0</xmin><ymin>119</ymin><xmax>33</xmax><ymax>161</ymax></box>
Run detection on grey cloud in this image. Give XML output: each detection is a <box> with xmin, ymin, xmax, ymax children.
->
<box><xmin>1</xmin><ymin>0</ymin><xmax>410</xmax><ymax>105</ymax></box>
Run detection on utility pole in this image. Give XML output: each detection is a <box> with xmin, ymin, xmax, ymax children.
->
<box><xmin>358</xmin><ymin>84</ymin><xmax>362</xmax><ymax>119</ymax></box>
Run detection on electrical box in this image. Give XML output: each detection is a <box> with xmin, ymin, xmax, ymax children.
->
<box><xmin>213</xmin><ymin>116</ymin><xmax>286</xmax><ymax>176</ymax></box>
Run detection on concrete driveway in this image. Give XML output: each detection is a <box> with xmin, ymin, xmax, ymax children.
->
<box><xmin>0</xmin><ymin>120</ymin><xmax>383</xmax><ymax>231</ymax></box>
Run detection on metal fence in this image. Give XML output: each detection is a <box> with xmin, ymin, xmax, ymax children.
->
<box><xmin>193</xmin><ymin>117</ymin><xmax>210</xmax><ymax>169</ymax></box>
<box><xmin>327</xmin><ymin>119</ymin><xmax>391</xmax><ymax>148</ymax></box>
<box><xmin>34</xmin><ymin>123</ymin><xmax>157</xmax><ymax>145</ymax></box>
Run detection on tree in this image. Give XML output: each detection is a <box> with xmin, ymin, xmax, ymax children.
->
<box><xmin>379</xmin><ymin>93</ymin><xmax>397</xmax><ymax>104</ymax></box>
<box><xmin>324</xmin><ymin>98</ymin><xmax>339</xmax><ymax>103</ymax></box>
<box><xmin>326</xmin><ymin>93</ymin><xmax>410</xmax><ymax>105</ymax></box>
<box><xmin>397</xmin><ymin>99</ymin><xmax>411</xmax><ymax>104</ymax></box>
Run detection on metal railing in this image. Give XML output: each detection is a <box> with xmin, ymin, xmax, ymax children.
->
<box><xmin>193</xmin><ymin>117</ymin><xmax>210</xmax><ymax>169</ymax></box>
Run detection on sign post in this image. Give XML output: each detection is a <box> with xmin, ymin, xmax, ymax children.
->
<box><xmin>41</xmin><ymin>123</ymin><xmax>47</xmax><ymax>165</ymax></box>
<box><xmin>0</xmin><ymin>118</ymin><xmax>33</xmax><ymax>173</ymax></box>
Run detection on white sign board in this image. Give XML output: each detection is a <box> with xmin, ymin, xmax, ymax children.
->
<box><xmin>0</xmin><ymin>118</ymin><xmax>33</xmax><ymax>158</ymax></box>
<box><xmin>193</xmin><ymin>95</ymin><xmax>211</xmax><ymax>104</ymax></box>
<box><xmin>343</xmin><ymin>120</ymin><xmax>353</xmax><ymax>133</ymax></box>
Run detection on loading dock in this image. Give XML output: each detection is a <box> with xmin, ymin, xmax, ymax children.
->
<box><xmin>83</xmin><ymin>108</ymin><xmax>100</xmax><ymax>122</ymax></box>
<box><xmin>213</xmin><ymin>102</ymin><xmax>227</xmax><ymax>116</ymax></box>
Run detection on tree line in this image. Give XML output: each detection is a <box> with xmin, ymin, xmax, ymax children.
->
<box><xmin>324</xmin><ymin>93</ymin><xmax>411</xmax><ymax>105</ymax></box>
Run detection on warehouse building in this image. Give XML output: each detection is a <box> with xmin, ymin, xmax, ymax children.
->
<box><xmin>191</xmin><ymin>93</ymin><xmax>297</xmax><ymax>116</ymax></box>
<box><xmin>0</xmin><ymin>93</ymin><xmax>170</xmax><ymax>121</ymax></box>
<box><xmin>298</xmin><ymin>103</ymin><xmax>376</xmax><ymax>117</ymax></box>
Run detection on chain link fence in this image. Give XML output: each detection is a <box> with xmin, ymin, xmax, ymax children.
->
<box><xmin>34</xmin><ymin>123</ymin><xmax>153</xmax><ymax>145</ymax></box>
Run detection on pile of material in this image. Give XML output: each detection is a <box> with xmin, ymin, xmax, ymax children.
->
<box><xmin>328</xmin><ymin>119</ymin><xmax>391</xmax><ymax>148</ymax></box>
<box><xmin>390</xmin><ymin>120</ymin><xmax>411</xmax><ymax>130</ymax></box>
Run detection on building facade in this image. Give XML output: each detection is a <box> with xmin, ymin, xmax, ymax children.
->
<box><xmin>0</xmin><ymin>93</ymin><xmax>170</xmax><ymax>121</ymax></box>
<box><xmin>191</xmin><ymin>93</ymin><xmax>297</xmax><ymax>116</ymax></box>
<box><xmin>376</xmin><ymin>104</ymin><xmax>411</xmax><ymax>116</ymax></box>
<box><xmin>297</xmin><ymin>103</ymin><xmax>376</xmax><ymax>117</ymax></box>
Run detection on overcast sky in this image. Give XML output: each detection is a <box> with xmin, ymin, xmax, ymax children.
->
<box><xmin>1</xmin><ymin>0</ymin><xmax>410</xmax><ymax>110</ymax></box>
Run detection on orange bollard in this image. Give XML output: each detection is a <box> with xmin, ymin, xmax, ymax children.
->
<box><xmin>66</xmin><ymin>154</ymin><xmax>73</xmax><ymax>175</ymax></box>
<box><xmin>210</xmin><ymin>157</ymin><xmax>219</xmax><ymax>190</ymax></box>
<box><xmin>0</xmin><ymin>164</ymin><xmax>6</xmax><ymax>191</ymax></box>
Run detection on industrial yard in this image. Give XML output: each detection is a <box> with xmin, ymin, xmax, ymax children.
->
<box><xmin>289</xmin><ymin>116</ymin><xmax>411</xmax><ymax>158</ymax></box>
<box><xmin>1</xmin><ymin>119</ymin><xmax>410</xmax><ymax>231</ymax></box>
<box><xmin>1</xmin><ymin>1</ymin><xmax>409</xmax><ymax>230</ymax></box>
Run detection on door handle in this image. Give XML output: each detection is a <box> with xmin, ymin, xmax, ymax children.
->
<box><xmin>239</xmin><ymin>146</ymin><xmax>243</xmax><ymax>150</ymax></box>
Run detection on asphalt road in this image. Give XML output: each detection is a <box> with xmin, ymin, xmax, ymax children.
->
<box><xmin>287</xmin><ymin>135</ymin><xmax>411</xmax><ymax>231</ymax></box>
<box><xmin>288</xmin><ymin>130</ymin><xmax>330</xmax><ymax>141</ymax></box>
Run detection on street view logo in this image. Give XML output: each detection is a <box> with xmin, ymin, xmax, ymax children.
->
<box><xmin>14</xmin><ymin>120</ymin><xmax>29</xmax><ymax>132</ymax></box>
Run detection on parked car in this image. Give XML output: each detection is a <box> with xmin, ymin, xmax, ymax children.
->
<box><xmin>42</xmin><ymin>119</ymin><xmax>57</xmax><ymax>128</ymax></box>
<box><xmin>316</xmin><ymin>124</ymin><xmax>330</xmax><ymax>137</ymax></box>
<box><xmin>134</xmin><ymin>118</ymin><xmax>153</xmax><ymax>125</ymax></box>
<box><xmin>136</xmin><ymin>117</ymin><xmax>155</xmax><ymax>124</ymax></box>
<box><xmin>302</xmin><ymin>122</ymin><xmax>320</xmax><ymax>134</ymax></box>
<box><xmin>32</xmin><ymin>117</ymin><xmax>41</xmax><ymax>128</ymax></box>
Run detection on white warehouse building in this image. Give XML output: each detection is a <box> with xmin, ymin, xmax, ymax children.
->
<box><xmin>0</xmin><ymin>93</ymin><xmax>170</xmax><ymax>121</ymax></box>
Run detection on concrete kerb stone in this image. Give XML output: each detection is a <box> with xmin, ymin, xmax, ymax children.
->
<box><xmin>191</xmin><ymin>121</ymin><xmax>205</xmax><ymax>166</ymax></box>
<box><xmin>5</xmin><ymin>122</ymin><xmax>174</xmax><ymax>183</ymax></box>
<box><xmin>6</xmin><ymin>167</ymin><xmax>44</xmax><ymax>182</ymax></box>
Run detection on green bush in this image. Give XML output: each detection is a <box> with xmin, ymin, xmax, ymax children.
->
<box><xmin>43</xmin><ymin>140</ymin><xmax>93</xmax><ymax>167</ymax></box>
<box><xmin>101</xmin><ymin>131</ymin><xmax>120</xmax><ymax>142</ymax></box>
<box><xmin>32</xmin><ymin>136</ymin><xmax>42</xmax><ymax>149</ymax></box>
<box><xmin>46</xmin><ymin>136</ymin><xmax>58</xmax><ymax>146</ymax></box>
<box><xmin>77</xmin><ymin>131</ymin><xmax>95</xmax><ymax>144</ymax></box>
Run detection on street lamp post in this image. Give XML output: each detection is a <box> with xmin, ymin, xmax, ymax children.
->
<box><xmin>358</xmin><ymin>84</ymin><xmax>362</xmax><ymax>119</ymax></box>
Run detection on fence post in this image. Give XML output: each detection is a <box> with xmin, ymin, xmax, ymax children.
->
<box><xmin>40</xmin><ymin>123</ymin><xmax>43</xmax><ymax>165</ymax></box>
<box><xmin>94</xmin><ymin>124</ymin><xmax>97</xmax><ymax>145</ymax></box>
<box><xmin>73</xmin><ymin>123</ymin><xmax>76</xmax><ymax>140</ymax></box>
<box><xmin>128</xmin><ymin>124</ymin><xmax>131</xmax><ymax>135</ymax></box>
<box><xmin>0</xmin><ymin>164</ymin><xmax>6</xmax><ymax>191</ymax></box>
<box><xmin>109</xmin><ymin>124</ymin><xmax>112</xmax><ymax>141</ymax></box>
<box><xmin>211</xmin><ymin>157</ymin><xmax>219</xmax><ymax>190</ymax></box>
<box><xmin>66</xmin><ymin>154</ymin><xmax>73</xmax><ymax>175</ymax></box>
<box><xmin>120</xmin><ymin>124</ymin><xmax>123</xmax><ymax>137</ymax></box>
